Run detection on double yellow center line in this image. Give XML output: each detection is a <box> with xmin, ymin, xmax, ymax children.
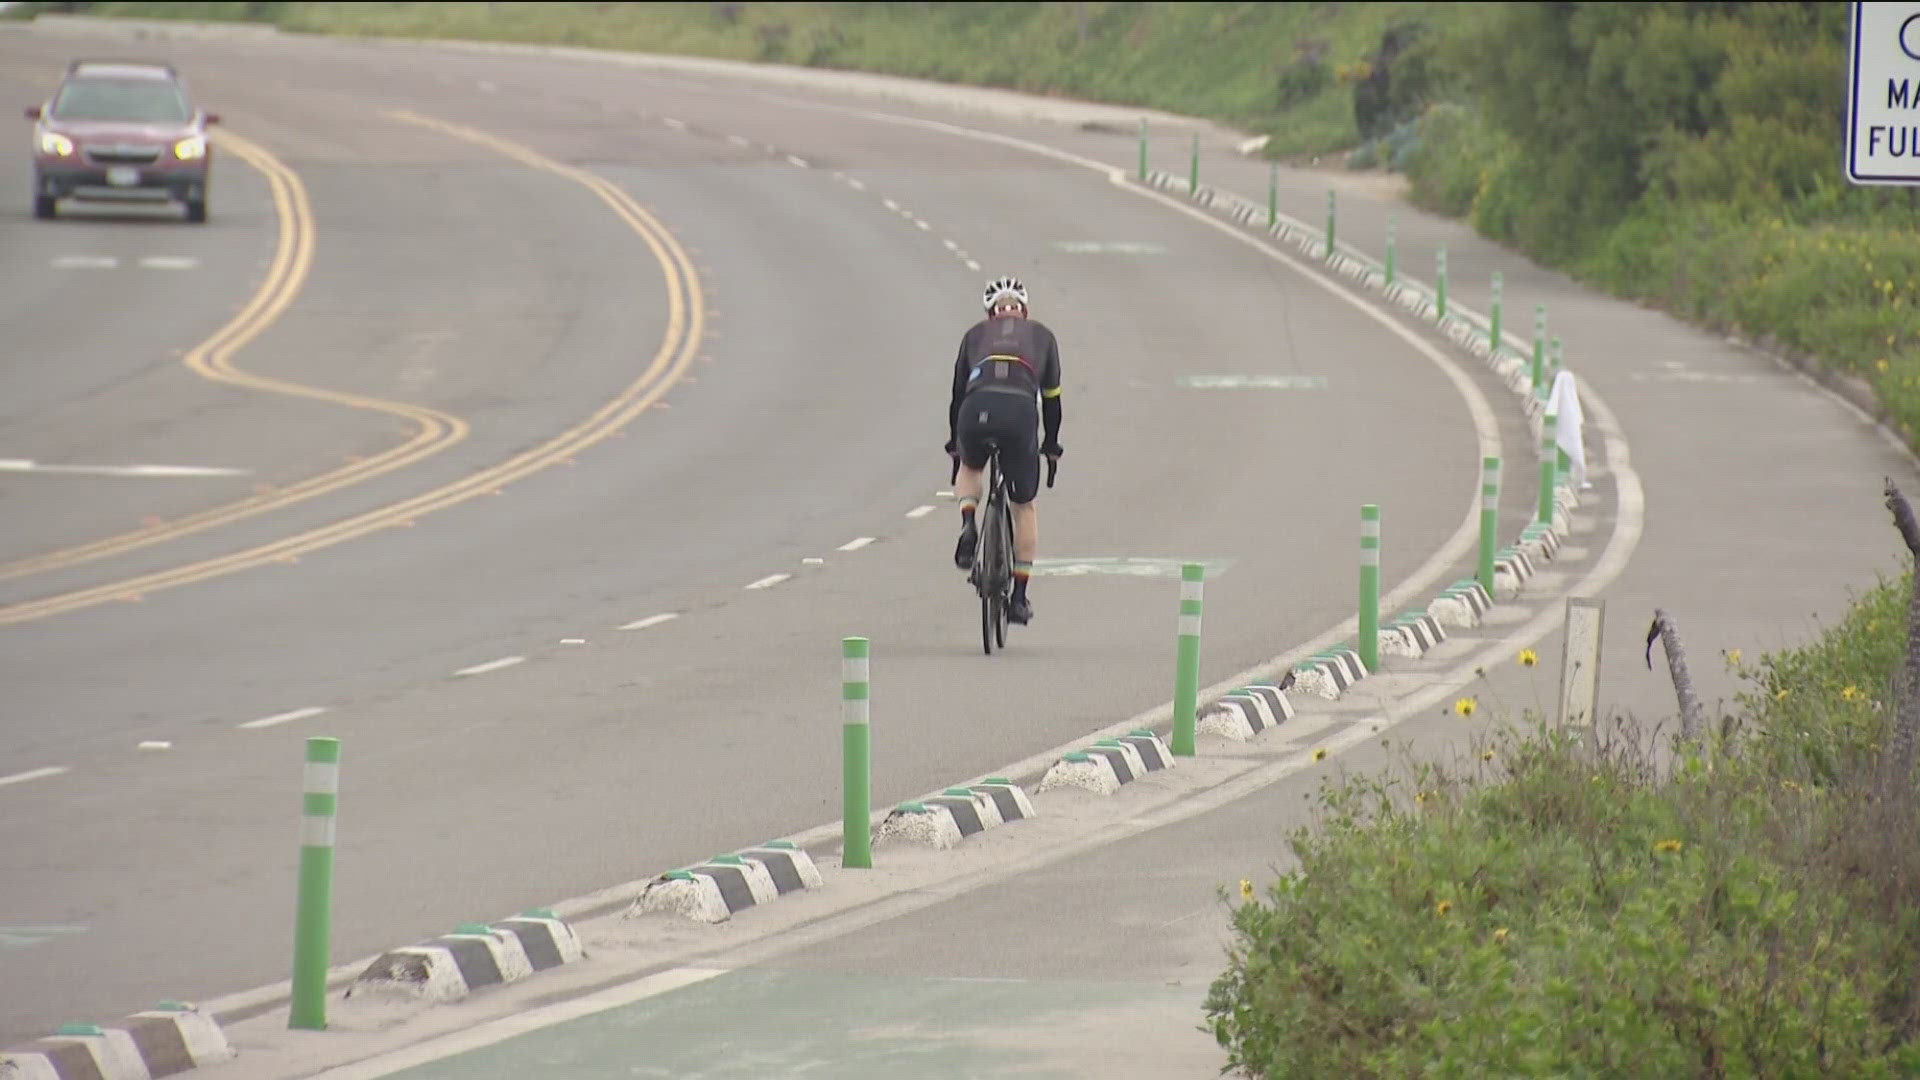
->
<box><xmin>0</xmin><ymin>113</ymin><xmax>703</xmax><ymax>625</ymax></box>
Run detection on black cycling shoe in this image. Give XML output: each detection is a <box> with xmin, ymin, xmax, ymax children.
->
<box><xmin>953</xmin><ymin>520</ymin><xmax>977</xmax><ymax>570</ymax></box>
<box><xmin>1008</xmin><ymin>596</ymin><xmax>1033</xmax><ymax>625</ymax></box>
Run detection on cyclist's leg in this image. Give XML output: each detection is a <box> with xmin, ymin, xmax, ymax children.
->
<box><xmin>953</xmin><ymin>396</ymin><xmax>993</xmax><ymax>569</ymax></box>
<box><xmin>998</xmin><ymin>404</ymin><xmax>1043</xmax><ymax>619</ymax></box>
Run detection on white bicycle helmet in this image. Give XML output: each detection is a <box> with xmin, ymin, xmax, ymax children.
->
<box><xmin>982</xmin><ymin>275</ymin><xmax>1028</xmax><ymax>313</ymax></box>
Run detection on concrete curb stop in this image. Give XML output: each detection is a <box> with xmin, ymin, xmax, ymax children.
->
<box><xmin>1380</xmin><ymin>612</ymin><xmax>1448</xmax><ymax>658</ymax></box>
<box><xmin>0</xmin><ymin>1005</ymin><xmax>232</xmax><ymax>1080</ymax></box>
<box><xmin>1290</xmin><ymin>648</ymin><xmax>1368</xmax><ymax>700</ymax></box>
<box><xmin>629</xmin><ymin>845</ymin><xmax>817</xmax><ymax>924</ymax></box>
<box><xmin>1038</xmin><ymin>734</ymin><xmax>1165</xmax><ymax>795</ymax></box>
<box><xmin>1198</xmin><ymin>685</ymin><xmax>1295</xmax><ymax>741</ymax></box>
<box><xmin>345</xmin><ymin>913</ymin><xmax>582</xmax><ymax>1003</ymax></box>
<box><xmin>1428</xmin><ymin>579</ymin><xmax>1493</xmax><ymax>629</ymax></box>
<box><xmin>1491</xmin><ymin>546</ymin><xmax>1537</xmax><ymax>599</ymax></box>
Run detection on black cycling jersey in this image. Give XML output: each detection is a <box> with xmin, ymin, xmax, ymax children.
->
<box><xmin>948</xmin><ymin>314</ymin><xmax>1062</xmax><ymax>441</ymax></box>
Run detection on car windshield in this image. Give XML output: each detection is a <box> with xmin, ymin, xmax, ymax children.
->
<box><xmin>51</xmin><ymin>79</ymin><xmax>190</xmax><ymax>122</ymax></box>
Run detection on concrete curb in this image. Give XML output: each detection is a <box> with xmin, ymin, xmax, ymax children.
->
<box><xmin>1380</xmin><ymin>612</ymin><xmax>1448</xmax><ymax>659</ymax></box>
<box><xmin>0</xmin><ymin>1004</ymin><xmax>233</xmax><ymax>1079</ymax></box>
<box><xmin>1198</xmin><ymin>685</ymin><xmax>1295</xmax><ymax>741</ymax></box>
<box><xmin>1038</xmin><ymin>733</ymin><xmax>1169</xmax><ymax>795</ymax></box>
<box><xmin>630</xmin><ymin>849</ymin><xmax>801</xmax><ymax>924</ymax></box>
<box><xmin>1291</xmin><ymin>648</ymin><xmax>1369</xmax><ymax>700</ymax></box>
<box><xmin>345</xmin><ymin>914</ymin><xmax>583</xmax><ymax>1003</ymax></box>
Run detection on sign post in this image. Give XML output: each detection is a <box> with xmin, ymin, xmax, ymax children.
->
<box><xmin>1846</xmin><ymin>2</ymin><xmax>1920</xmax><ymax>186</ymax></box>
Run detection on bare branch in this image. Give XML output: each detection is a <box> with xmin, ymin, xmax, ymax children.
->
<box><xmin>1648</xmin><ymin>609</ymin><xmax>1705</xmax><ymax>743</ymax></box>
<box><xmin>1886</xmin><ymin>478</ymin><xmax>1920</xmax><ymax>558</ymax></box>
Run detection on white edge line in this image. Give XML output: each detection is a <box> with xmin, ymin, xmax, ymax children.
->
<box><xmin>837</xmin><ymin>536</ymin><xmax>876</xmax><ymax>552</ymax></box>
<box><xmin>308</xmin><ymin>967</ymin><xmax>729</xmax><ymax>1080</ymax></box>
<box><xmin>904</xmin><ymin>505</ymin><xmax>936</xmax><ymax>519</ymax></box>
<box><xmin>454</xmin><ymin>656</ymin><xmax>525</xmax><ymax>677</ymax></box>
<box><xmin>785</xmin><ymin>153</ymin><xmax>810</xmax><ymax>168</ymax></box>
<box><xmin>619</xmin><ymin>613</ymin><xmax>679</xmax><ymax>631</ymax></box>
<box><xmin>744</xmin><ymin>574</ymin><xmax>791</xmax><ymax>590</ymax></box>
<box><xmin>0</xmin><ymin>766</ymin><xmax>68</xmax><ymax>788</ymax></box>
<box><xmin>239</xmin><ymin>706</ymin><xmax>328</xmax><ymax>731</ymax></box>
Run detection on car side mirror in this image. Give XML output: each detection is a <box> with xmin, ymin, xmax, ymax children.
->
<box><xmin>204</xmin><ymin>112</ymin><xmax>220</xmax><ymax>125</ymax></box>
<box><xmin>24</xmin><ymin>105</ymin><xmax>40</xmax><ymax>120</ymax></box>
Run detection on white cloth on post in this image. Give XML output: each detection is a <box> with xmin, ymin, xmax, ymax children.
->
<box><xmin>1546</xmin><ymin>370</ymin><xmax>1589</xmax><ymax>489</ymax></box>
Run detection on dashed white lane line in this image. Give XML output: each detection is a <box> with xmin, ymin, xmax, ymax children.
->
<box><xmin>942</xmin><ymin>239</ymin><xmax>960</xmax><ymax>251</ymax></box>
<box><xmin>881</xmin><ymin>198</ymin><xmax>900</xmax><ymax>211</ymax></box>
<box><xmin>744</xmin><ymin>573</ymin><xmax>791</xmax><ymax>590</ymax></box>
<box><xmin>239</xmin><ymin>706</ymin><xmax>328</xmax><ymax>731</ymax></box>
<box><xmin>838</xmin><ymin>536</ymin><xmax>876</xmax><ymax>552</ymax></box>
<box><xmin>455</xmin><ymin>656</ymin><xmax>525</xmax><ymax>677</ymax></box>
<box><xmin>0</xmin><ymin>459</ymin><xmax>249</xmax><ymax>478</ymax></box>
<box><xmin>912</xmin><ymin>219</ymin><xmax>931</xmax><ymax>231</ymax></box>
<box><xmin>965</xmin><ymin>260</ymin><xmax>982</xmax><ymax>272</ymax></box>
<box><xmin>786</xmin><ymin>154</ymin><xmax>811</xmax><ymax>168</ymax></box>
<box><xmin>52</xmin><ymin>255</ymin><xmax>118</xmax><ymax>269</ymax></box>
<box><xmin>138</xmin><ymin>741</ymin><xmax>171</xmax><ymax>751</ymax></box>
<box><xmin>846</xmin><ymin>178</ymin><xmax>866</xmax><ymax>191</ymax></box>
<box><xmin>138</xmin><ymin>256</ymin><xmax>199</xmax><ymax>270</ymax></box>
<box><xmin>664</xmin><ymin>117</ymin><xmax>687</xmax><ymax>131</ymax></box>
<box><xmin>906</xmin><ymin>505</ymin><xmax>937</xmax><ymax>519</ymax></box>
<box><xmin>0</xmin><ymin>767</ymin><xmax>67</xmax><ymax>789</ymax></box>
<box><xmin>727</xmin><ymin>134</ymin><xmax>751</xmax><ymax>147</ymax></box>
<box><xmin>620</xmin><ymin>613</ymin><xmax>679</xmax><ymax>631</ymax></box>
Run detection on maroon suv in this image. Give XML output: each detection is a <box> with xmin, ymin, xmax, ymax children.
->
<box><xmin>27</xmin><ymin>59</ymin><xmax>218</xmax><ymax>223</ymax></box>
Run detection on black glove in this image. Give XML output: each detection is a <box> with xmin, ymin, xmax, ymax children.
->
<box><xmin>944</xmin><ymin>438</ymin><xmax>958</xmax><ymax>459</ymax></box>
<box><xmin>1041</xmin><ymin>441</ymin><xmax>1064</xmax><ymax>459</ymax></box>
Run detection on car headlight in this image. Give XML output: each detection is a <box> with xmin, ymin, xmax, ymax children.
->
<box><xmin>36</xmin><ymin>130</ymin><xmax>74</xmax><ymax>157</ymax></box>
<box><xmin>173</xmin><ymin>134</ymin><xmax>207</xmax><ymax>161</ymax></box>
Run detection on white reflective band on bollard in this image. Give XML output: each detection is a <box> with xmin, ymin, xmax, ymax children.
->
<box><xmin>301</xmin><ymin>815</ymin><xmax>336</xmax><ymax>848</ymax></box>
<box><xmin>303</xmin><ymin>761</ymin><xmax>339</xmax><ymax>794</ymax></box>
<box><xmin>1180</xmin><ymin>580</ymin><xmax>1204</xmax><ymax>602</ymax></box>
<box><xmin>1360</xmin><ymin>547</ymin><xmax>1380</xmax><ymax>567</ymax></box>
<box><xmin>842</xmin><ymin>657</ymin><xmax>869</xmax><ymax>685</ymax></box>
<box><xmin>1178</xmin><ymin>614</ymin><xmax>1203</xmax><ymax>637</ymax></box>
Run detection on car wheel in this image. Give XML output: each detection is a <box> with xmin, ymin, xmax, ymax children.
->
<box><xmin>185</xmin><ymin>198</ymin><xmax>208</xmax><ymax>224</ymax></box>
<box><xmin>32</xmin><ymin>194</ymin><xmax>55</xmax><ymax>220</ymax></box>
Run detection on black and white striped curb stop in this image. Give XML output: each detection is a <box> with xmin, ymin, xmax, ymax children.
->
<box><xmin>1039</xmin><ymin>733</ymin><xmax>1170</xmax><ymax>795</ymax></box>
<box><xmin>347</xmin><ymin>912</ymin><xmax>584</xmax><ymax>1002</ymax></box>
<box><xmin>631</xmin><ymin>854</ymin><xmax>780</xmax><ymax>924</ymax></box>
<box><xmin>1291</xmin><ymin>648</ymin><xmax>1369</xmax><ymax>700</ymax></box>
<box><xmin>1380</xmin><ymin>612</ymin><xmax>1449</xmax><ymax>659</ymax></box>
<box><xmin>878</xmin><ymin>776</ymin><xmax>1039</xmax><ymax>849</ymax></box>
<box><xmin>1198</xmin><ymin>686</ymin><xmax>1295</xmax><ymax>741</ymax></box>
<box><xmin>1</xmin><ymin>1004</ymin><xmax>232</xmax><ymax>1079</ymax></box>
<box><xmin>1428</xmin><ymin>579</ymin><xmax>1494</xmax><ymax>629</ymax></box>
<box><xmin>1520</xmin><ymin>522</ymin><xmax>1562</xmax><ymax>562</ymax></box>
<box><xmin>1492</xmin><ymin>546</ymin><xmax>1538</xmax><ymax>599</ymax></box>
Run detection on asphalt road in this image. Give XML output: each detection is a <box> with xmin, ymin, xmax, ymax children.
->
<box><xmin>0</xmin><ymin>26</ymin><xmax>1526</xmax><ymax>1044</ymax></box>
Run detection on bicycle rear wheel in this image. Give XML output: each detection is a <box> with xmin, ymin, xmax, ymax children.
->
<box><xmin>993</xmin><ymin>495</ymin><xmax>1011</xmax><ymax>647</ymax></box>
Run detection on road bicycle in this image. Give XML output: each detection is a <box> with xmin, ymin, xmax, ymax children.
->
<box><xmin>960</xmin><ymin>443</ymin><xmax>1056</xmax><ymax>656</ymax></box>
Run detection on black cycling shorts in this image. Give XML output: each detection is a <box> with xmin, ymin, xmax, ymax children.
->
<box><xmin>957</xmin><ymin>389</ymin><xmax>1041</xmax><ymax>504</ymax></box>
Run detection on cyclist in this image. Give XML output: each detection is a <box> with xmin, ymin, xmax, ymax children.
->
<box><xmin>945</xmin><ymin>275</ymin><xmax>1063</xmax><ymax>625</ymax></box>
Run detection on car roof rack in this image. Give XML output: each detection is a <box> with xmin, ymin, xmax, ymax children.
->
<box><xmin>66</xmin><ymin>59</ymin><xmax>180</xmax><ymax>78</ymax></box>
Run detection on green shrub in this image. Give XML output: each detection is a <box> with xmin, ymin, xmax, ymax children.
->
<box><xmin>1207</xmin><ymin>571</ymin><xmax>1920</xmax><ymax>1076</ymax></box>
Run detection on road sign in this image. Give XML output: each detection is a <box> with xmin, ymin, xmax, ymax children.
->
<box><xmin>1846</xmin><ymin>2</ymin><xmax>1920</xmax><ymax>185</ymax></box>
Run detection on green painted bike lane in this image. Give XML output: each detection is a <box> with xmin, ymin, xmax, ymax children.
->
<box><xmin>376</xmin><ymin>968</ymin><xmax>1213</xmax><ymax>1079</ymax></box>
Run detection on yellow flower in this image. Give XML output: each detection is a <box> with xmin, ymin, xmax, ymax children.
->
<box><xmin>1782</xmin><ymin>779</ymin><xmax>1803</xmax><ymax>794</ymax></box>
<box><xmin>1518</xmin><ymin>648</ymin><xmax>1538</xmax><ymax>668</ymax></box>
<box><xmin>1724</xmin><ymin>648</ymin><xmax>1742</xmax><ymax>666</ymax></box>
<box><xmin>1313</xmin><ymin>747</ymin><xmax>1328</xmax><ymax>762</ymax></box>
<box><xmin>1481</xmin><ymin>749</ymin><xmax>1496</xmax><ymax>762</ymax></box>
<box><xmin>1879</xmin><ymin>358</ymin><xmax>1892</xmax><ymax>373</ymax></box>
<box><xmin>1842</xmin><ymin>685</ymin><xmax>1862</xmax><ymax>702</ymax></box>
<box><xmin>1455</xmin><ymin>697</ymin><xmax>1478</xmax><ymax>718</ymax></box>
<box><xmin>1240</xmin><ymin>878</ymin><xmax>1254</xmax><ymax>902</ymax></box>
<box><xmin>1436</xmin><ymin>900</ymin><xmax>1452</xmax><ymax>916</ymax></box>
<box><xmin>1654</xmin><ymin>839</ymin><xmax>1684</xmax><ymax>854</ymax></box>
<box><xmin>1493</xmin><ymin>927</ymin><xmax>1509</xmax><ymax>944</ymax></box>
<box><xmin>1775</xmin><ymin>688</ymin><xmax>1789</xmax><ymax>701</ymax></box>
<box><xmin>1415</xmin><ymin>790</ymin><xmax>1429</xmax><ymax>805</ymax></box>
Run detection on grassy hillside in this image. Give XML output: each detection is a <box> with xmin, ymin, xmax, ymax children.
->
<box><xmin>46</xmin><ymin>1</ymin><xmax>1450</xmax><ymax>159</ymax></box>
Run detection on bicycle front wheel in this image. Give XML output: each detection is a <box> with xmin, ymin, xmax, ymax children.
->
<box><xmin>981</xmin><ymin>590</ymin><xmax>995</xmax><ymax>655</ymax></box>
